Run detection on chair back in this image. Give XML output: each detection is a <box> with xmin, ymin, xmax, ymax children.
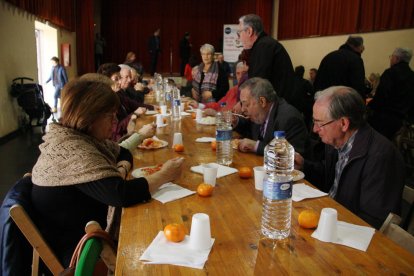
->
<box><xmin>380</xmin><ymin>213</ymin><xmax>414</xmax><ymax>255</ymax></box>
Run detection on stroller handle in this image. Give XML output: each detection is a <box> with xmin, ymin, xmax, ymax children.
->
<box><xmin>12</xmin><ymin>77</ymin><xmax>34</xmax><ymax>83</ymax></box>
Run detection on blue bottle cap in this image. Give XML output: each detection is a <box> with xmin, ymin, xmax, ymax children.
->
<box><xmin>220</xmin><ymin>102</ymin><xmax>226</xmax><ymax>107</ymax></box>
<box><xmin>274</xmin><ymin>131</ymin><xmax>285</xmax><ymax>138</ymax></box>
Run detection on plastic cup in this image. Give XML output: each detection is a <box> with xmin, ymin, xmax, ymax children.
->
<box><xmin>172</xmin><ymin>132</ymin><xmax>183</xmax><ymax>146</ymax></box>
<box><xmin>315</xmin><ymin>208</ymin><xmax>338</xmax><ymax>242</ymax></box>
<box><xmin>189</xmin><ymin>213</ymin><xmax>212</xmax><ymax>250</ymax></box>
<box><xmin>160</xmin><ymin>105</ymin><xmax>167</xmax><ymax>115</ymax></box>
<box><xmin>180</xmin><ymin>102</ymin><xmax>185</xmax><ymax>112</ymax></box>
<box><xmin>202</xmin><ymin>164</ymin><xmax>219</xmax><ymax>186</ymax></box>
<box><xmin>253</xmin><ymin>166</ymin><xmax>266</xmax><ymax>191</ymax></box>
<box><xmin>155</xmin><ymin>114</ymin><xmax>163</xmax><ymax>127</ymax></box>
<box><xmin>196</xmin><ymin>109</ymin><xmax>203</xmax><ymax>121</ymax></box>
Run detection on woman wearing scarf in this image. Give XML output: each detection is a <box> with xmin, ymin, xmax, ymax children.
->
<box><xmin>191</xmin><ymin>44</ymin><xmax>229</xmax><ymax>103</ymax></box>
<box><xmin>30</xmin><ymin>77</ymin><xmax>184</xmax><ymax>267</ymax></box>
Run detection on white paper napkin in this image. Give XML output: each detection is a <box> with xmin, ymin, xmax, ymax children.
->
<box><xmin>140</xmin><ymin>231</ymin><xmax>215</xmax><ymax>269</ymax></box>
<box><xmin>151</xmin><ymin>183</ymin><xmax>195</xmax><ymax>204</ymax></box>
<box><xmin>312</xmin><ymin>221</ymin><xmax>375</xmax><ymax>251</ymax></box>
<box><xmin>292</xmin><ymin>183</ymin><xmax>328</xmax><ymax>202</ymax></box>
<box><xmin>190</xmin><ymin>163</ymin><xmax>238</xmax><ymax>178</ymax></box>
<box><xmin>195</xmin><ymin>137</ymin><xmax>216</xmax><ymax>143</ymax></box>
<box><xmin>181</xmin><ymin>111</ymin><xmax>191</xmax><ymax>116</ymax></box>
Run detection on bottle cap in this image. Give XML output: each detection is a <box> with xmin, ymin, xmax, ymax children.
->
<box><xmin>274</xmin><ymin>131</ymin><xmax>285</xmax><ymax>138</ymax></box>
<box><xmin>220</xmin><ymin>102</ymin><xmax>226</xmax><ymax>107</ymax></box>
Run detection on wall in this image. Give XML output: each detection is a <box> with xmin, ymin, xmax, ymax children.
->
<box><xmin>0</xmin><ymin>1</ymin><xmax>77</xmax><ymax>138</ymax></box>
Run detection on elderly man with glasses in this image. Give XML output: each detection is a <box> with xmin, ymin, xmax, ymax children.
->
<box><xmin>295</xmin><ymin>86</ymin><xmax>405</xmax><ymax>229</ymax></box>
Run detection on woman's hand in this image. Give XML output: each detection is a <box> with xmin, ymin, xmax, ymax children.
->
<box><xmin>203</xmin><ymin>108</ymin><xmax>217</xmax><ymax>117</ymax></box>
<box><xmin>201</xmin><ymin>91</ymin><xmax>213</xmax><ymax>102</ymax></box>
<box><xmin>146</xmin><ymin>157</ymin><xmax>185</xmax><ymax>193</ymax></box>
<box><xmin>138</xmin><ymin>123</ymin><xmax>156</xmax><ymax>139</ymax></box>
<box><xmin>191</xmin><ymin>88</ymin><xmax>199</xmax><ymax>101</ymax></box>
<box><xmin>134</xmin><ymin>107</ymin><xmax>147</xmax><ymax>116</ymax></box>
<box><xmin>188</xmin><ymin>99</ymin><xmax>199</xmax><ymax>108</ymax></box>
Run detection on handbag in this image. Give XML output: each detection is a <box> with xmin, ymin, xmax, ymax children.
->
<box><xmin>60</xmin><ymin>230</ymin><xmax>115</xmax><ymax>276</ymax></box>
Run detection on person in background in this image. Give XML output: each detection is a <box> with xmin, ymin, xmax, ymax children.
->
<box><xmin>30</xmin><ymin>77</ymin><xmax>184</xmax><ymax>267</ymax></box>
<box><xmin>368</xmin><ymin>47</ymin><xmax>414</xmax><ymax>139</ymax></box>
<box><xmin>295</xmin><ymin>86</ymin><xmax>405</xmax><ymax>229</ymax></box>
<box><xmin>237</xmin><ymin>14</ymin><xmax>295</xmax><ymax>105</ymax></box>
<box><xmin>191</xmin><ymin>44</ymin><xmax>229</xmax><ymax>103</ymax></box>
<box><xmin>292</xmin><ymin>65</ymin><xmax>314</xmax><ymax>129</ymax></box>
<box><xmin>148</xmin><ymin>28</ymin><xmax>161</xmax><ymax>76</ymax></box>
<box><xmin>124</xmin><ymin>51</ymin><xmax>144</xmax><ymax>80</ymax></box>
<box><xmin>217</xmin><ymin>53</ymin><xmax>231</xmax><ymax>78</ymax></box>
<box><xmin>46</xmin><ymin>56</ymin><xmax>68</xmax><ymax>113</ymax></box>
<box><xmin>366</xmin><ymin>73</ymin><xmax>380</xmax><ymax>97</ymax></box>
<box><xmin>314</xmin><ymin>36</ymin><xmax>366</xmax><ymax>98</ymax></box>
<box><xmin>94</xmin><ymin>33</ymin><xmax>106</xmax><ymax>71</ymax></box>
<box><xmin>179</xmin><ymin>32</ymin><xmax>192</xmax><ymax>76</ymax></box>
<box><xmin>233</xmin><ymin>77</ymin><xmax>308</xmax><ymax>156</ymax></box>
<box><xmin>309</xmin><ymin>68</ymin><xmax>317</xmax><ymax>86</ymax></box>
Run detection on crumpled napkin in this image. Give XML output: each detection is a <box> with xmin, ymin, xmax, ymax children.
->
<box><xmin>312</xmin><ymin>221</ymin><xmax>375</xmax><ymax>251</ymax></box>
<box><xmin>191</xmin><ymin>163</ymin><xmax>238</xmax><ymax>178</ymax></box>
<box><xmin>140</xmin><ymin>231</ymin><xmax>215</xmax><ymax>269</ymax></box>
<box><xmin>151</xmin><ymin>183</ymin><xmax>195</xmax><ymax>204</ymax></box>
<box><xmin>195</xmin><ymin>137</ymin><xmax>216</xmax><ymax>143</ymax></box>
<box><xmin>292</xmin><ymin>183</ymin><xmax>328</xmax><ymax>202</ymax></box>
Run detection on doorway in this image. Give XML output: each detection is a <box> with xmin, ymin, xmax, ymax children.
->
<box><xmin>35</xmin><ymin>21</ymin><xmax>57</xmax><ymax>109</ymax></box>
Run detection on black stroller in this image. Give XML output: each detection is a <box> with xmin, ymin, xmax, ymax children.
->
<box><xmin>11</xmin><ymin>77</ymin><xmax>53</xmax><ymax>133</ymax></box>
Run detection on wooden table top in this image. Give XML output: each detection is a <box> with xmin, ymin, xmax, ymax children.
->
<box><xmin>115</xmin><ymin>109</ymin><xmax>414</xmax><ymax>275</ymax></box>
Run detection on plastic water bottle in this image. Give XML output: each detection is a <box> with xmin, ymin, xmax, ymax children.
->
<box><xmin>171</xmin><ymin>87</ymin><xmax>181</xmax><ymax>121</ymax></box>
<box><xmin>261</xmin><ymin>131</ymin><xmax>294</xmax><ymax>240</ymax></box>
<box><xmin>216</xmin><ymin>103</ymin><xmax>232</xmax><ymax>165</ymax></box>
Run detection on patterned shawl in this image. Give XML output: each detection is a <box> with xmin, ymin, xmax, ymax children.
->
<box><xmin>192</xmin><ymin>61</ymin><xmax>219</xmax><ymax>100</ymax></box>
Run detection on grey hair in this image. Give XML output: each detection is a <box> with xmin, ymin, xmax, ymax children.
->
<box><xmin>118</xmin><ymin>64</ymin><xmax>132</xmax><ymax>71</ymax></box>
<box><xmin>235</xmin><ymin>61</ymin><xmax>245</xmax><ymax>69</ymax></box>
<box><xmin>315</xmin><ymin>86</ymin><xmax>366</xmax><ymax>129</ymax></box>
<box><xmin>239</xmin><ymin>14</ymin><xmax>264</xmax><ymax>35</ymax></box>
<box><xmin>200</xmin><ymin>44</ymin><xmax>215</xmax><ymax>54</ymax></box>
<box><xmin>393</xmin><ymin>47</ymin><xmax>413</xmax><ymax>63</ymax></box>
<box><xmin>239</xmin><ymin>77</ymin><xmax>276</xmax><ymax>102</ymax></box>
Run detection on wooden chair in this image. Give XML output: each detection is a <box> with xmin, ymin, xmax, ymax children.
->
<box><xmin>9</xmin><ymin>204</ymin><xmax>64</xmax><ymax>276</ymax></box>
<box><xmin>379</xmin><ymin>213</ymin><xmax>414</xmax><ymax>255</ymax></box>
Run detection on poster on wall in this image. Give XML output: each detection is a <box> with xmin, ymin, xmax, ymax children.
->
<box><xmin>223</xmin><ymin>24</ymin><xmax>243</xmax><ymax>63</ymax></box>
<box><xmin>61</xmin><ymin>43</ymin><xmax>71</xmax><ymax>67</ymax></box>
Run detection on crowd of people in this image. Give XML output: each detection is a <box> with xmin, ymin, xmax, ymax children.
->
<box><xmin>2</xmin><ymin>12</ymin><xmax>413</xmax><ymax>274</ymax></box>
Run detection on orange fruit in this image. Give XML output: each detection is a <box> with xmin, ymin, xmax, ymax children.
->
<box><xmin>174</xmin><ymin>144</ymin><xmax>184</xmax><ymax>152</ymax></box>
<box><xmin>298</xmin><ymin>209</ymin><xmax>320</xmax><ymax>229</ymax></box>
<box><xmin>238</xmin><ymin>166</ymin><xmax>253</xmax><ymax>179</ymax></box>
<box><xmin>197</xmin><ymin>183</ymin><xmax>214</xmax><ymax>197</ymax></box>
<box><xmin>163</xmin><ymin>117</ymin><xmax>167</xmax><ymax>124</ymax></box>
<box><xmin>211</xmin><ymin>140</ymin><xmax>217</xmax><ymax>151</ymax></box>
<box><xmin>191</xmin><ymin>112</ymin><xmax>196</xmax><ymax>119</ymax></box>
<box><xmin>164</xmin><ymin>223</ymin><xmax>187</xmax><ymax>242</ymax></box>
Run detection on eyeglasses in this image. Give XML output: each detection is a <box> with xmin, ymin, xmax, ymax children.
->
<box><xmin>312</xmin><ymin>119</ymin><xmax>336</xmax><ymax>129</ymax></box>
<box><xmin>237</xmin><ymin>27</ymin><xmax>248</xmax><ymax>37</ymax></box>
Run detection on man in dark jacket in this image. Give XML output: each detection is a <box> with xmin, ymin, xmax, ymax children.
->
<box><xmin>295</xmin><ymin>86</ymin><xmax>405</xmax><ymax>229</ymax></box>
<box><xmin>237</xmin><ymin>14</ymin><xmax>295</xmax><ymax>105</ymax></box>
<box><xmin>314</xmin><ymin>36</ymin><xmax>366</xmax><ymax>98</ymax></box>
<box><xmin>148</xmin><ymin>28</ymin><xmax>161</xmax><ymax>76</ymax></box>
<box><xmin>233</xmin><ymin>77</ymin><xmax>308</xmax><ymax>156</ymax></box>
<box><xmin>179</xmin><ymin>32</ymin><xmax>192</xmax><ymax>76</ymax></box>
<box><xmin>368</xmin><ymin>47</ymin><xmax>414</xmax><ymax>139</ymax></box>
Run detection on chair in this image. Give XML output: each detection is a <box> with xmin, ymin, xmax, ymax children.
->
<box><xmin>379</xmin><ymin>213</ymin><xmax>414</xmax><ymax>255</ymax></box>
<box><xmin>401</xmin><ymin>185</ymin><xmax>414</xmax><ymax>233</ymax></box>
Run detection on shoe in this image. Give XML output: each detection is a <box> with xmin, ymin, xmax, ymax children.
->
<box><xmin>52</xmin><ymin>108</ymin><xmax>57</xmax><ymax>113</ymax></box>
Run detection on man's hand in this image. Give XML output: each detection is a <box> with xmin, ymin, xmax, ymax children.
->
<box><xmin>294</xmin><ymin>153</ymin><xmax>304</xmax><ymax>170</ymax></box>
<box><xmin>238</xmin><ymin>138</ymin><xmax>256</xmax><ymax>153</ymax></box>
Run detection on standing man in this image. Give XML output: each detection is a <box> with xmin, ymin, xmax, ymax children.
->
<box><xmin>295</xmin><ymin>86</ymin><xmax>405</xmax><ymax>229</ymax></box>
<box><xmin>368</xmin><ymin>47</ymin><xmax>414</xmax><ymax>139</ymax></box>
<box><xmin>309</xmin><ymin>68</ymin><xmax>317</xmax><ymax>86</ymax></box>
<box><xmin>148</xmin><ymin>28</ymin><xmax>161</xmax><ymax>76</ymax></box>
<box><xmin>46</xmin><ymin>56</ymin><xmax>68</xmax><ymax>113</ymax></box>
<box><xmin>237</xmin><ymin>14</ymin><xmax>295</xmax><ymax>104</ymax></box>
<box><xmin>314</xmin><ymin>36</ymin><xmax>366</xmax><ymax>98</ymax></box>
<box><xmin>179</xmin><ymin>32</ymin><xmax>192</xmax><ymax>76</ymax></box>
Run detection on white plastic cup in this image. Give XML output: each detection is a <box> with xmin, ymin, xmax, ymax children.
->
<box><xmin>172</xmin><ymin>132</ymin><xmax>183</xmax><ymax>146</ymax></box>
<box><xmin>160</xmin><ymin>105</ymin><xmax>167</xmax><ymax>115</ymax></box>
<box><xmin>189</xmin><ymin>213</ymin><xmax>212</xmax><ymax>250</ymax></box>
<box><xmin>180</xmin><ymin>102</ymin><xmax>185</xmax><ymax>112</ymax></box>
<box><xmin>155</xmin><ymin>114</ymin><xmax>163</xmax><ymax>127</ymax></box>
<box><xmin>253</xmin><ymin>166</ymin><xmax>266</xmax><ymax>191</ymax></box>
<box><xmin>316</xmin><ymin>208</ymin><xmax>338</xmax><ymax>242</ymax></box>
<box><xmin>202</xmin><ymin>164</ymin><xmax>219</xmax><ymax>186</ymax></box>
<box><xmin>196</xmin><ymin>108</ymin><xmax>203</xmax><ymax>121</ymax></box>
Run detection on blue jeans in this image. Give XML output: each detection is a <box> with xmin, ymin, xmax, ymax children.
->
<box><xmin>54</xmin><ymin>85</ymin><xmax>62</xmax><ymax>108</ymax></box>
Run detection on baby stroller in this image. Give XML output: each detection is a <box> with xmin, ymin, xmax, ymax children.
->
<box><xmin>11</xmin><ymin>77</ymin><xmax>53</xmax><ymax>133</ymax></box>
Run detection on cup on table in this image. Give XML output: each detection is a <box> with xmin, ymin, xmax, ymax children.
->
<box><xmin>180</xmin><ymin>102</ymin><xmax>185</xmax><ymax>112</ymax></box>
<box><xmin>155</xmin><ymin>114</ymin><xmax>163</xmax><ymax>127</ymax></box>
<box><xmin>196</xmin><ymin>109</ymin><xmax>203</xmax><ymax>121</ymax></box>
<box><xmin>160</xmin><ymin>105</ymin><xmax>167</xmax><ymax>115</ymax></box>
<box><xmin>189</xmin><ymin>213</ymin><xmax>212</xmax><ymax>251</ymax></box>
<box><xmin>202</xmin><ymin>164</ymin><xmax>219</xmax><ymax>186</ymax></box>
<box><xmin>316</xmin><ymin>208</ymin><xmax>338</xmax><ymax>242</ymax></box>
<box><xmin>253</xmin><ymin>166</ymin><xmax>266</xmax><ymax>191</ymax></box>
<box><xmin>172</xmin><ymin>132</ymin><xmax>183</xmax><ymax>146</ymax></box>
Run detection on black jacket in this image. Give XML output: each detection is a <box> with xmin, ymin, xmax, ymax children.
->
<box><xmin>304</xmin><ymin>124</ymin><xmax>405</xmax><ymax>229</ymax></box>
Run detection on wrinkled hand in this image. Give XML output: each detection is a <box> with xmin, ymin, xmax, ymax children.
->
<box><xmin>138</xmin><ymin>123</ymin><xmax>156</xmax><ymax>139</ymax></box>
<box><xmin>135</xmin><ymin>107</ymin><xmax>147</xmax><ymax>116</ymax></box>
<box><xmin>201</xmin><ymin>91</ymin><xmax>213</xmax><ymax>102</ymax></box>
<box><xmin>159</xmin><ymin>157</ymin><xmax>185</xmax><ymax>182</ymax></box>
<box><xmin>188</xmin><ymin>99</ymin><xmax>198</xmax><ymax>108</ymax></box>
<box><xmin>238</xmin><ymin>138</ymin><xmax>256</xmax><ymax>153</ymax></box>
<box><xmin>134</xmin><ymin>82</ymin><xmax>144</xmax><ymax>91</ymax></box>
<box><xmin>203</xmin><ymin>108</ymin><xmax>217</xmax><ymax>117</ymax></box>
<box><xmin>294</xmin><ymin>153</ymin><xmax>304</xmax><ymax>170</ymax></box>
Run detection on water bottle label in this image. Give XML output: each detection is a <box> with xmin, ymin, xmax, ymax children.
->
<box><xmin>216</xmin><ymin>129</ymin><xmax>232</xmax><ymax>141</ymax></box>
<box><xmin>173</xmin><ymin>99</ymin><xmax>181</xmax><ymax>107</ymax></box>
<box><xmin>263</xmin><ymin>179</ymin><xmax>292</xmax><ymax>200</ymax></box>
<box><xmin>166</xmin><ymin>94</ymin><xmax>171</xmax><ymax>101</ymax></box>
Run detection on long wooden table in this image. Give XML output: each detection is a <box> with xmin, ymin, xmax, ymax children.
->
<box><xmin>115</xmin><ymin>110</ymin><xmax>414</xmax><ymax>275</ymax></box>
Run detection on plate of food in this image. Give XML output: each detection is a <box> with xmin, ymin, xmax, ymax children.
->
<box><xmin>197</xmin><ymin>116</ymin><xmax>216</xmax><ymax>125</ymax></box>
<box><xmin>138</xmin><ymin>137</ymin><xmax>168</xmax><ymax>149</ymax></box>
<box><xmin>145</xmin><ymin>110</ymin><xmax>158</xmax><ymax>115</ymax></box>
<box><xmin>292</xmin><ymin>170</ymin><xmax>305</xmax><ymax>181</ymax></box>
<box><xmin>131</xmin><ymin>164</ymin><xmax>163</xmax><ymax>178</ymax></box>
